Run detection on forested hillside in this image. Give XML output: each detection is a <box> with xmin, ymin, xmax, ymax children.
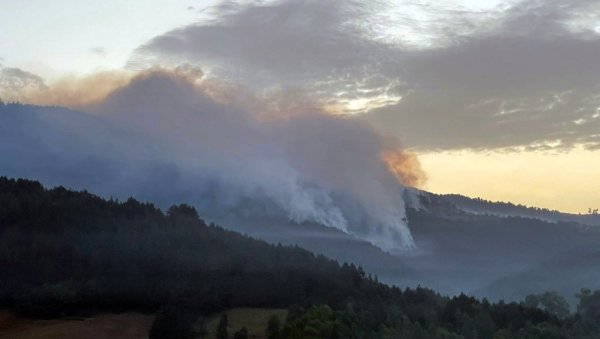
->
<box><xmin>2</xmin><ymin>177</ymin><xmax>600</xmax><ymax>338</ymax></box>
<box><xmin>403</xmin><ymin>192</ymin><xmax>600</xmax><ymax>300</ymax></box>
<box><xmin>440</xmin><ymin>193</ymin><xmax>600</xmax><ymax>226</ymax></box>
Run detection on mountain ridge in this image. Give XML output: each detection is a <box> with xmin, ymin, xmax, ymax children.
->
<box><xmin>3</xmin><ymin>101</ymin><xmax>600</xmax><ymax>303</ymax></box>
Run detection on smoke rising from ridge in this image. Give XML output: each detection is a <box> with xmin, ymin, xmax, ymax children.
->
<box><xmin>1</xmin><ymin>69</ymin><xmax>133</xmax><ymax>109</ymax></box>
<box><xmin>3</xmin><ymin>67</ymin><xmax>424</xmax><ymax>250</ymax></box>
<box><xmin>382</xmin><ymin>150</ymin><xmax>427</xmax><ymax>188</ymax></box>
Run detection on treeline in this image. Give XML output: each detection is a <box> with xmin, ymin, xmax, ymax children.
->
<box><xmin>0</xmin><ymin>177</ymin><xmax>374</xmax><ymax>315</ymax></box>
<box><xmin>443</xmin><ymin>194</ymin><xmax>561</xmax><ymax>215</ymax></box>
<box><xmin>276</xmin><ymin>291</ymin><xmax>600</xmax><ymax>339</ymax></box>
<box><xmin>1</xmin><ymin>177</ymin><xmax>600</xmax><ymax>338</ymax></box>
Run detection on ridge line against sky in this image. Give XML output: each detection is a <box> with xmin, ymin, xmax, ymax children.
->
<box><xmin>1</xmin><ymin>0</ymin><xmax>599</xmax><ymax>213</ymax></box>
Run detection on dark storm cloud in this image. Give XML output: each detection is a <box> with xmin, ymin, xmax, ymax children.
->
<box><xmin>130</xmin><ymin>0</ymin><xmax>600</xmax><ymax>151</ymax></box>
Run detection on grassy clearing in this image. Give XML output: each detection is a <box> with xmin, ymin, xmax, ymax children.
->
<box><xmin>0</xmin><ymin>311</ymin><xmax>153</xmax><ymax>339</ymax></box>
<box><xmin>205</xmin><ymin>308</ymin><xmax>288</xmax><ymax>338</ymax></box>
<box><xmin>0</xmin><ymin>307</ymin><xmax>286</xmax><ymax>339</ymax></box>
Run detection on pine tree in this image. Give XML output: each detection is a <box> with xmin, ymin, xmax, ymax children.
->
<box><xmin>217</xmin><ymin>314</ymin><xmax>229</xmax><ymax>339</ymax></box>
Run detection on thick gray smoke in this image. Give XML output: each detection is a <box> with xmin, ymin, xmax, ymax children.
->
<box><xmin>96</xmin><ymin>69</ymin><xmax>415</xmax><ymax>250</ymax></box>
<box><xmin>1</xmin><ymin>67</ymin><xmax>419</xmax><ymax>250</ymax></box>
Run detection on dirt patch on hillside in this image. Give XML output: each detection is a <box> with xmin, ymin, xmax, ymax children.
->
<box><xmin>0</xmin><ymin>311</ymin><xmax>153</xmax><ymax>339</ymax></box>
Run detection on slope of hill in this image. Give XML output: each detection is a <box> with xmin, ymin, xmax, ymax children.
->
<box><xmin>406</xmin><ymin>188</ymin><xmax>600</xmax><ymax>226</ymax></box>
<box><xmin>476</xmin><ymin>249</ymin><xmax>600</xmax><ymax>304</ymax></box>
<box><xmin>0</xmin><ymin>176</ymin><xmax>377</xmax><ymax>316</ymax></box>
<box><xmin>3</xmin><ymin>177</ymin><xmax>589</xmax><ymax>338</ymax></box>
<box><xmin>0</xmin><ymin>311</ymin><xmax>152</xmax><ymax>339</ymax></box>
<box><xmin>392</xmin><ymin>188</ymin><xmax>600</xmax><ymax>302</ymax></box>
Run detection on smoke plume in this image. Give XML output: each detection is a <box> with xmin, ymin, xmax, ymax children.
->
<box><xmin>3</xmin><ymin>67</ymin><xmax>424</xmax><ymax>250</ymax></box>
<box><xmin>1</xmin><ymin>70</ymin><xmax>133</xmax><ymax>109</ymax></box>
<box><xmin>382</xmin><ymin>150</ymin><xmax>427</xmax><ymax>188</ymax></box>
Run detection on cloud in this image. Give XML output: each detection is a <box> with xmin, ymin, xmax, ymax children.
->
<box><xmin>0</xmin><ymin>67</ymin><xmax>133</xmax><ymax>109</ymax></box>
<box><xmin>129</xmin><ymin>1</ymin><xmax>406</xmax><ymax>112</ymax></box>
<box><xmin>0</xmin><ymin>64</ymin><xmax>47</xmax><ymax>101</ymax></box>
<box><xmin>31</xmin><ymin>71</ymin><xmax>133</xmax><ymax>109</ymax></box>
<box><xmin>369</xmin><ymin>0</ymin><xmax>600</xmax><ymax>150</ymax></box>
<box><xmin>90</xmin><ymin>47</ymin><xmax>107</xmax><ymax>56</ymax></box>
<box><xmin>130</xmin><ymin>0</ymin><xmax>600</xmax><ymax>151</ymax></box>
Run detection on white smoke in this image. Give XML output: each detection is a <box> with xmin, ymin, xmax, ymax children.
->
<box><xmin>88</xmin><ymin>68</ymin><xmax>416</xmax><ymax>250</ymax></box>
<box><xmin>0</xmin><ymin>66</ymin><xmax>419</xmax><ymax>251</ymax></box>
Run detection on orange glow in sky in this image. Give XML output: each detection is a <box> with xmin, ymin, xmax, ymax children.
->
<box><xmin>418</xmin><ymin>147</ymin><xmax>600</xmax><ymax>214</ymax></box>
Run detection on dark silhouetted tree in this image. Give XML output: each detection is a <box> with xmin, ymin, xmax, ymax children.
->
<box><xmin>217</xmin><ymin>314</ymin><xmax>229</xmax><ymax>339</ymax></box>
<box><xmin>149</xmin><ymin>306</ymin><xmax>196</xmax><ymax>339</ymax></box>
<box><xmin>266</xmin><ymin>314</ymin><xmax>281</xmax><ymax>339</ymax></box>
<box><xmin>233</xmin><ymin>327</ymin><xmax>248</xmax><ymax>339</ymax></box>
<box><xmin>523</xmin><ymin>291</ymin><xmax>570</xmax><ymax>319</ymax></box>
<box><xmin>577</xmin><ymin>288</ymin><xmax>600</xmax><ymax>322</ymax></box>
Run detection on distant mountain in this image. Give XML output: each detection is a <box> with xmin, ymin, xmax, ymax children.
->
<box><xmin>476</xmin><ymin>249</ymin><xmax>600</xmax><ymax>305</ymax></box>
<box><xmin>401</xmin><ymin>188</ymin><xmax>600</xmax><ymax>300</ymax></box>
<box><xmin>405</xmin><ymin>188</ymin><xmax>600</xmax><ymax>226</ymax></box>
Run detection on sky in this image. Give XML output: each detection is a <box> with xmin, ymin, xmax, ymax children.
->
<box><xmin>0</xmin><ymin>0</ymin><xmax>213</xmax><ymax>77</ymax></box>
<box><xmin>1</xmin><ymin>0</ymin><xmax>599</xmax><ymax>213</ymax></box>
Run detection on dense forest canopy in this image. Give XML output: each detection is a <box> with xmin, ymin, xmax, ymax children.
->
<box><xmin>1</xmin><ymin>177</ymin><xmax>600</xmax><ymax>338</ymax></box>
